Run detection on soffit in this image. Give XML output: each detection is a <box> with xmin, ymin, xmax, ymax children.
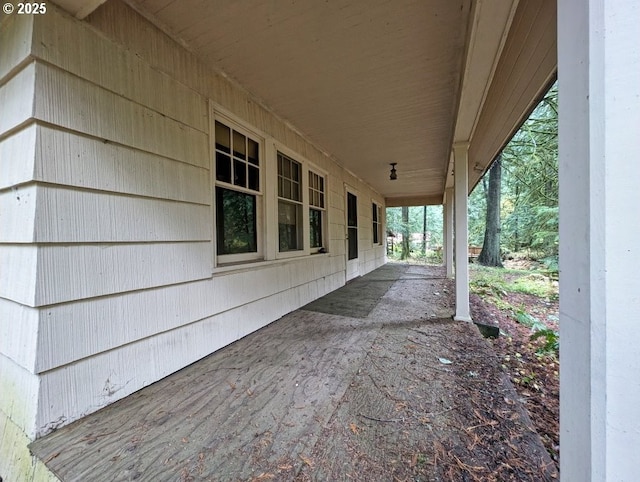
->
<box><xmin>126</xmin><ymin>0</ymin><xmax>470</xmax><ymax>204</ymax></box>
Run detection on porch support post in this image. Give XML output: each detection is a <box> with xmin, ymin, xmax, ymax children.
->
<box><xmin>558</xmin><ymin>0</ymin><xmax>640</xmax><ymax>480</ymax></box>
<box><xmin>453</xmin><ymin>142</ymin><xmax>471</xmax><ymax>322</ymax></box>
<box><xmin>444</xmin><ymin>187</ymin><xmax>454</xmax><ymax>278</ymax></box>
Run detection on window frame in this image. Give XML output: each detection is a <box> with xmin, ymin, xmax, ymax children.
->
<box><xmin>212</xmin><ymin>113</ymin><xmax>265</xmax><ymax>266</ymax></box>
<box><xmin>273</xmin><ymin>143</ymin><xmax>329</xmax><ymax>260</ymax></box>
<box><xmin>277</xmin><ymin>151</ymin><xmax>304</xmax><ymax>253</ymax></box>
<box><xmin>309</xmin><ymin>169</ymin><xmax>327</xmax><ymax>253</ymax></box>
<box><xmin>372</xmin><ymin>201</ymin><xmax>382</xmax><ymax>246</ymax></box>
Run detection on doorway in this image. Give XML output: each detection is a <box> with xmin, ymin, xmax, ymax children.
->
<box><xmin>346</xmin><ymin>188</ymin><xmax>359</xmax><ymax>281</ymax></box>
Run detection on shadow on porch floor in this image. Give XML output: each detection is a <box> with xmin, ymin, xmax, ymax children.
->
<box><xmin>30</xmin><ymin>263</ymin><xmax>556</xmax><ymax>481</ymax></box>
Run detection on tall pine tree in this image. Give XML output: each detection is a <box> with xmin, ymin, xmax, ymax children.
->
<box><xmin>478</xmin><ymin>156</ymin><xmax>503</xmax><ymax>267</ymax></box>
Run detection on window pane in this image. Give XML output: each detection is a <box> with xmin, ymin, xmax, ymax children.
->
<box><xmin>233</xmin><ymin>159</ymin><xmax>246</xmax><ymax>187</ymax></box>
<box><xmin>347</xmin><ymin>193</ymin><xmax>358</xmax><ymax>227</ymax></box>
<box><xmin>248</xmin><ymin>165</ymin><xmax>259</xmax><ymax>191</ymax></box>
<box><xmin>292</xmin><ymin>161</ymin><xmax>300</xmax><ymax>182</ymax></box>
<box><xmin>348</xmin><ymin>227</ymin><xmax>358</xmax><ymax>260</ymax></box>
<box><xmin>233</xmin><ymin>131</ymin><xmax>246</xmax><ymax>160</ymax></box>
<box><xmin>292</xmin><ymin>180</ymin><xmax>300</xmax><ymax>202</ymax></box>
<box><xmin>319</xmin><ymin>192</ymin><xmax>324</xmax><ymax>208</ymax></box>
<box><xmin>310</xmin><ymin>208</ymin><xmax>323</xmax><ymax>248</ymax></box>
<box><xmin>279</xmin><ymin>201</ymin><xmax>302</xmax><ymax>251</ymax></box>
<box><xmin>372</xmin><ymin>203</ymin><xmax>378</xmax><ymax>222</ymax></box>
<box><xmin>248</xmin><ymin>139</ymin><xmax>259</xmax><ymax>166</ymax></box>
<box><xmin>216</xmin><ymin>187</ymin><xmax>257</xmax><ymax>255</ymax></box>
<box><xmin>215</xmin><ymin>122</ymin><xmax>230</xmax><ymax>154</ymax></box>
<box><xmin>216</xmin><ymin>152</ymin><xmax>231</xmax><ymax>183</ymax></box>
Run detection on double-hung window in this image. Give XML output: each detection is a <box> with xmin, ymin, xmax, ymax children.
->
<box><xmin>309</xmin><ymin>171</ymin><xmax>326</xmax><ymax>251</ymax></box>
<box><xmin>372</xmin><ymin>202</ymin><xmax>382</xmax><ymax>245</ymax></box>
<box><xmin>277</xmin><ymin>152</ymin><xmax>303</xmax><ymax>252</ymax></box>
<box><xmin>214</xmin><ymin>119</ymin><xmax>262</xmax><ymax>263</ymax></box>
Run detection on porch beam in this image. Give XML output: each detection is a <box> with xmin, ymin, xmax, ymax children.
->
<box><xmin>558</xmin><ymin>0</ymin><xmax>640</xmax><ymax>479</ymax></box>
<box><xmin>453</xmin><ymin>142</ymin><xmax>472</xmax><ymax>322</ymax></box>
<box><xmin>50</xmin><ymin>0</ymin><xmax>106</xmax><ymax>18</ymax></box>
<box><xmin>444</xmin><ymin>187</ymin><xmax>454</xmax><ymax>278</ymax></box>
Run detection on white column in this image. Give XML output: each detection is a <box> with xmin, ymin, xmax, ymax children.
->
<box><xmin>453</xmin><ymin>143</ymin><xmax>471</xmax><ymax>322</ymax></box>
<box><xmin>444</xmin><ymin>188</ymin><xmax>454</xmax><ymax>278</ymax></box>
<box><xmin>558</xmin><ymin>0</ymin><xmax>640</xmax><ymax>480</ymax></box>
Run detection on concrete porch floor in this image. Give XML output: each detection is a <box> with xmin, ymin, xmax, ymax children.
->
<box><xmin>30</xmin><ymin>263</ymin><xmax>555</xmax><ymax>481</ymax></box>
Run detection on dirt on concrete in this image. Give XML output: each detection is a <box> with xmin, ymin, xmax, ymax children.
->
<box><xmin>30</xmin><ymin>264</ymin><xmax>557</xmax><ymax>481</ymax></box>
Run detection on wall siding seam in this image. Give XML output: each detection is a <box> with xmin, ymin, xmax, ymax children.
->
<box><xmin>0</xmin><ymin>61</ymin><xmax>35</xmax><ymax>141</ymax></box>
<box><xmin>0</xmin><ymin>12</ymin><xmax>34</xmax><ymax>84</ymax></box>
<box><xmin>29</xmin><ymin>120</ymin><xmax>212</xmax><ymax>191</ymax></box>
<box><xmin>0</xmin><ymin>118</ymin><xmax>37</xmax><ymax>144</ymax></box>
<box><xmin>33</xmin><ymin>262</ymin><xmax>345</xmax><ymax>372</ymax></box>
<box><xmin>30</xmin><ymin>56</ymin><xmax>208</xmax><ymax>135</ymax></box>
<box><xmin>32</xmin><ymin>5</ymin><xmax>208</xmax><ymax>132</ymax></box>
<box><xmin>32</xmin><ymin>61</ymin><xmax>208</xmax><ymax>168</ymax></box>
<box><xmin>28</xmin><ymin>180</ymin><xmax>212</xmax><ymax>208</ymax></box>
<box><xmin>0</xmin><ymin>54</ymin><xmax>36</xmax><ymax>90</ymax></box>
<box><xmin>33</xmin><ymin>274</ymin><xmax>344</xmax><ymax>402</ymax></box>
<box><xmin>34</xmin><ymin>271</ymin><xmax>341</xmax><ymax>374</ymax></box>
<box><xmin>32</xmin><ymin>58</ymin><xmax>205</xmax><ymax>134</ymax></box>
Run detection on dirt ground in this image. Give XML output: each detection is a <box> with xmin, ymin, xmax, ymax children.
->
<box><xmin>471</xmin><ymin>290</ymin><xmax>560</xmax><ymax>471</ymax></box>
<box><xmin>300</xmin><ymin>265</ymin><xmax>558</xmax><ymax>481</ymax></box>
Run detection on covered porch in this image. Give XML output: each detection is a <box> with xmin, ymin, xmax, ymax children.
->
<box><xmin>1</xmin><ymin>0</ymin><xmax>639</xmax><ymax>480</ymax></box>
<box><xmin>30</xmin><ymin>263</ymin><xmax>555</xmax><ymax>481</ymax></box>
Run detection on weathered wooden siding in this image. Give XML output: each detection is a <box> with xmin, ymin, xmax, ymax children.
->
<box><xmin>0</xmin><ymin>1</ymin><xmax>385</xmax><ymax>451</ymax></box>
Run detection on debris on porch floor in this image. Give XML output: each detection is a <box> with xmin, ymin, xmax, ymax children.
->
<box><xmin>30</xmin><ymin>264</ymin><xmax>557</xmax><ymax>481</ymax></box>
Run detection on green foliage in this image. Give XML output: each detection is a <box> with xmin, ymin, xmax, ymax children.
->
<box><xmin>530</xmin><ymin>329</ymin><xmax>560</xmax><ymax>355</ymax></box>
<box><xmin>515</xmin><ymin>310</ymin><xmax>559</xmax><ymax>356</ymax></box>
<box><xmin>470</xmin><ymin>266</ymin><xmax>559</xmax><ymax>357</ymax></box>
<box><xmin>510</xmin><ymin>273</ymin><xmax>556</xmax><ymax>298</ymax></box>
<box><xmin>386</xmin><ymin>205</ymin><xmax>443</xmax><ymax>250</ymax></box>
<box><xmin>471</xmin><ymin>266</ymin><xmax>553</xmax><ymax>299</ymax></box>
<box><xmin>468</xmin><ymin>82</ymin><xmax>558</xmax><ymax>259</ymax></box>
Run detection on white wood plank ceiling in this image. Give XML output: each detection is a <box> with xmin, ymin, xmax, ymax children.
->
<box><xmin>72</xmin><ymin>0</ymin><xmax>555</xmax><ymax>205</ymax></box>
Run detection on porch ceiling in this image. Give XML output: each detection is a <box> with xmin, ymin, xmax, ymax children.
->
<box><xmin>113</xmin><ymin>0</ymin><xmax>555</xmax><ymax>205</ymax></box>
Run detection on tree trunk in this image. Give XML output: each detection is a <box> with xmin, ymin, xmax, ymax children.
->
<box><xmin>401</xmin><ymin>206</ymin><xmax>410</xmax><ymax>260</ymax></box>
<box><xmin>421</xmin><ymin>206</ymin><xmax>427</xmax><ymax>255</ymax></box>
<box><xmin>478</xmin><ymin>157</ymin><xmax>503</xmax><ymax>267</ymax></box>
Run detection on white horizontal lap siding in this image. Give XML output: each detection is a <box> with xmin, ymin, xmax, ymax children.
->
<box><xmin>34</xmin><ymin>125</ymin><xmax>210</xmax><ymax>204</ymax></box>
<box><xmin>0</xmin><ymin>125</ymin><xmax>37</xmax><ymax>189</ymax></box>
<box><xmin>34</xmin><ymin>242</ymin><xmax>212</xmax><ymax>306</ymax></box>
<box><xmin>35</xmin><ymin>274</ymin><xmax>343</xmax><ymax>436</ymax></box>
<box><xmin>0</xmin><ymin>184</ymin><xmax>37</xmax><ymax>241</ymax></box>
<box><xmin>31</xmin><ymin>10</ymin><xmax>208</xmax><ymax>133</ymax></box>
<box><xmin>0</xmin><ymin>246</ymin><xmax>38</xmax><ymax>306</ymax></box>
<box><xmin>1</xmin><ymin>184</ymin><xmax>209</xmax><ymax>243</ymax></box>
<box><xmin>0</xmin><ymin>298</ymin><xmax>39</xmax><ymax>372</ymax></box>
<box><xmin>32</xmin><ymin>62</ymin><xmax>208</xmax><ymax>168</ymax></box>
<box><xmin>0</xmin><ymin>62</ymin><xmax>35</xmax><ymax>136</ymax></box>
<box><xmin>0</xmin><ymin>14</ymin><xmax>33</xmax><ymax>82</ymax></box>
<box><xmin>0</xmin><ymin>353</ymin><xmax>39</xmax><ymax>438</ymax></box>
<box><xmin>36</xmin><ymin>256</ymin><xmax>341</xmax><ymax>372</ymax></box>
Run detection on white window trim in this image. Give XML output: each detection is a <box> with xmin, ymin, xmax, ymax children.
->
<box><xmin>372</xmin><ymin>200</ymin><xmax>383</xmax><ymax>246</ymax></box>
<box><xmin>273</xmin><ymin>142</ymin><xmax>328</xmax><ymax>259</ymax></box>
<box><xmin>309</xmin><ymin>169</ymin><xmax>328</xmax><ymax>254</ymax></box>
<box><xmin>211</xmin><ymin>110</ymin><xmax>265</xmax><ymax>267</ymax></box>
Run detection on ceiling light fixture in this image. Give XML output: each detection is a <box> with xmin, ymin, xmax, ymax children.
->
<box><xmin>389</xmin><ymin>162</ymin><xmax>398</xmax><ymax>180</ymax></box>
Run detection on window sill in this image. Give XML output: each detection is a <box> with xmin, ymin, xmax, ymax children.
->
<box><xmin>213</xmin><ymin>252</ymin><xmax>330</xmax><ymax>276</ymax></box>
